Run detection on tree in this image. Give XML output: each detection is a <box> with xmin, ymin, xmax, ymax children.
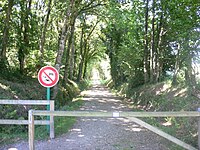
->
<box><xmin>103</xmin><ymin>0</ymin><xmax>200</xmax><ymax>88</ymax></box>
<box><xmin>143</xmin><ymin>0</ymin><xmax>149</xmax><ymax>83</ymax></box>
<box><xmin>1</xmin><ymin>0</ymin><xmax>14</xmax><ymax>67</ymax></box>
<box><xmin>53</xmin><ymin>0</ymin><xmax>76</xmax><ymax>99</ymax></box>
<box><xmin>77</xmin><ymin>15</ymin><xmax>100</xmax><ymax>82</ymax></box>
<box><xmin>63</xmin><ymin>14</ymin><xmax>76</xmax><ymax>84</ymax></box>
<box><xmin>39</xmin><ymin>0</ymin><xmax>52</xmax><ymax>64</ymax></box>
<box><xmin>0</xmin><ymin>0</ymin><xmax>199</xmax><ymax>99</ymax></box>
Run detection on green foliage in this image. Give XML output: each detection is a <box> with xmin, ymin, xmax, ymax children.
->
<box><xmin>0</xmin><ymin>74</ymin><xmax>87</xmax><ymax>146</ymax></box>
<box><xmin>0</xmin><ymin>100</ymin><xmax>82</xmax><ymax>145</ymax></box>
<box><xmin>117</xmin><ymin>80</ymin><xmax>199</xmax><ymax>149</ymax></box>
<box><xmin>55</xmin><ymin>82</ymin><xmax>80</xmax><ymax>107</ymax></box>
<box><xmin>55</xmin><ymin>79</ymin><xmax>92</xmax><ymax>108</ymax></box>
<box><xmin>103</xmin><ymin>0</ymin><xmax>200</xmax><ymax>88</ymax></box>
<box><xmin>54</xmin><ymin>117</ymin><xmax>76</xmax><ymax>136</ymax></box>
<box><xmin>1</xmin><ymin>0</ymin><xmax>200</xmax><ymax>85</ymax></box>
<box><xmin>77</xmin><ymin>79</ymin><xmax>91</xmax><ymax>91</ymax></box>
<box><xmin>142</xmin><ymin>116</ymin><xmax>198</xmax><ymax>149</ymax></box>
<box><xmin>33</xmin><ymin>102</ymin><xmax>81</xmax><ymax>140</ymax></box>
<box><xmin>0</xmin><ymin>0</ymin><xmax>200</xmax><ymax>148</ymax></box>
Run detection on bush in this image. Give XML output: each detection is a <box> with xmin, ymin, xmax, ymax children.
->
<box><xmin>56</xmin><ymin>83</ymin><xmax>80</xmax><ymax>107</ymax></box>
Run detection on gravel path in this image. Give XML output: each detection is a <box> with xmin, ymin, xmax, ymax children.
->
<box><xmin>2</xmin><ymin>84</ymin><xmax>171</xmax><ymax>150</ymax></box>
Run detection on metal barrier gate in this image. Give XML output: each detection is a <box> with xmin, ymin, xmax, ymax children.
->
<box><xmin>28</xmin><ymin>110</ymin><xmax>200</xmax><ymax>150</ymax></box>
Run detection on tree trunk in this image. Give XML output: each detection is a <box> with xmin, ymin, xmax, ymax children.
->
<box><xmin>1</xmin><ymin>0</ymin><xmax>14</xmax><ymax>65</ymax></box>
<box><xmin>63</xmin><ymin>17</ymin><xmax>76</xmax><ymax>84</ymax></box>
<box><xmin>77</xmin><ymin>18</ymin><xmax>99</xmax><ymax>82</ymax></box>
<box><xmin>185</xmin><ymin>50</ymin><xmax>196</xmax><ymax>89</ymax></box>
<box><xmin>83</xmin><ymin>59</ymin><xmax>88</xmax><ymax>79</ymax></box>
<box><xmin>172</xmin><ymin>44</ymin><xmax>180</xmax><ymax>86</ymax></box>
<box><xmin>39</xmin><ymin>0</ymin><xmax>52</xmax><ymax>63</ymax></box>
<box><xmin>18</xmin><ymin>0</ymin><xmax>32</xmax><ymax>74</ymax></box>
<box><xmin>53</xmin><ymin>0</ymin><xmax>75</xmax><ymax>99</ymax></box>
<box><xmin>73</xmin><ymin>45</ymin><xmax>78</xmax><ymax>78</ymax></box>
<box><xmin>150</xmin><ymin>0</ymin><xmax>155</xmax><ymax>83</ymax></box>
<box><xmin>78</xmin><ymin>35</ymin><xmax>88</xmax><ymax>82</ymax></box>
<box><xmin>54</xmin><ymin>0</ymin><xmax>75</xmax><ymax>72</ymax></box>
<box><xmin>77</xmin><ymin>59</ymin><xmax>84</xmax><ymax>82</ymax></box>
<box><xmin>155</xmin><ymin>14</ymin><xmax>163</xmax><ymax>82</ymax></box>
<box><xmin>77</xmin><ymin>27</ymin><xmax>84</xmax><ymax>82</ymax></box>
<box><xmin>143</xmin><ymin>0</ymin><xmax>149</xmax><ymax>84</ymax></box>
<box><xmin>69</xmin><ymin>35</ymin><xmax>75</xmax><ymax>80</ymax></box>
<box><xmin>83</xmin><ymin>44</ymin><xmax>90</xmax><ymax>79</ymax></box>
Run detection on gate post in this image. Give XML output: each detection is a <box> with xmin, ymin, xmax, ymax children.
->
<box><xmin>198</xmin><ymin>117</ymin><xmax>200</xmax><ymax>150</ymax></box>
<box><xmin>50</xmin><ymin>101</ymin><xmax>55</xmax><ymax>139</ymax></box>
<box><xmin>29</xmin><ymin>110</ymin><xmax>35</xmax><ymax>150</ymax></box>
<box><xmin>198</xmin><ymin>108</ymin><xmax>200</xmax><ymax>150</ymax></box>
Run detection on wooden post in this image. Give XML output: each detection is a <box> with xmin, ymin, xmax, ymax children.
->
<box><xmin>50</xmin><ymin>101</ymin><xmax>55</xmax><ymax>139</ymax></box>
<box><xmin>29</xmin><ymin>110</ymin><xmax>200</xmax><ymax>150</ymax></box>
<box><xmin>198</xmin><ymin>108</ymin><xmax>200</xmax><ymax>150</ymax></box>
<box><xmin>198</xmin><ymin>118</ymin><xmax>200</xmax><ymax>150</ymax></box>
<box><xmin>29</xmin><ymin>110</ymin><xmax>35</xmax><ymax>150</ymax></box>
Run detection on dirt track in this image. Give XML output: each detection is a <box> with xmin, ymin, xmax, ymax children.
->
<box><xmin>2</xmin><ymin>84</ymin><xmax>171</xmax><ymax>150</ymax></box>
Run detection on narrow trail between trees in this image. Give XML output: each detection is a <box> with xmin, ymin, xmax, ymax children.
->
<box><xmin>2</xmin><ymin>83</ymin><xmax>171</xmax><ymax>150</ymax></box>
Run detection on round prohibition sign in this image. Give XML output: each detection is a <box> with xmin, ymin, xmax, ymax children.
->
<box><xmin>38</xmin><ymin>66</ymin><xmax>59</xmax><ymax>87</ymax></box>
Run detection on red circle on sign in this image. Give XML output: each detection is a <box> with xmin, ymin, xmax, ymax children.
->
<box><xmin>38</xmin><ymin>66</ymin><xmax>59</xmax><ymax>87</ymax></box>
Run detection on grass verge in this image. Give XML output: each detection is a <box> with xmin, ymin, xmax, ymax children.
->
<box><xmin>0</xmin><ymin>99</ymin><xmax>84</xmax><ymax>146</ymax></box>
<box><xmin>115</xmin><ymin>80</ymin><xmax>199</xmax><ymax>149</ymax></box>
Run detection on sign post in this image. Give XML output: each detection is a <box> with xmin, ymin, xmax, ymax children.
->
<box><xmin>46</xmin><ymin>87</ymin><xmax>50</xmax><ymax>131</ymax></box>
<box><xmin>38</xmin><ymin>66</ymin><xmax>59</xmax><ymax>133</ymax></box>
<box><xmin>47</xmin><ymin>87</ymin><xmax>50</xmax><ymax>109</ymax></box>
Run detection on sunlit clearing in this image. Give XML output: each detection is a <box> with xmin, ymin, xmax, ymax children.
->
<box><xmin>99</xmin><ymin>56</ymin><xmax>111</xmax><ymax>80</ymax></box>
<box><xmin>91</xmin><ymin>68</ymin><xmax>100</xmax><ymax>85</ymax></box>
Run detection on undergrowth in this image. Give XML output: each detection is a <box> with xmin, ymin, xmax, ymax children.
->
<box><xmin>0</xmin><ymin>100</ymin><xmax>82</xmax><ymax>146</ymax></box>
<box><xmin>113</xmin><ymin>80</ymin><xmax>200</xmax><ymax>149</ymax></box>
<box><xmin>0</xmin><ymin>76</ymin><xmax>86</xmax><ymax>146</ymax></box>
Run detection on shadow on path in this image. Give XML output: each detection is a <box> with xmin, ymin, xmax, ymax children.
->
<box><xmin>2</xmin><ymin>83</ymin><xmax>170</xmax><ymax>150</ymax></box>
